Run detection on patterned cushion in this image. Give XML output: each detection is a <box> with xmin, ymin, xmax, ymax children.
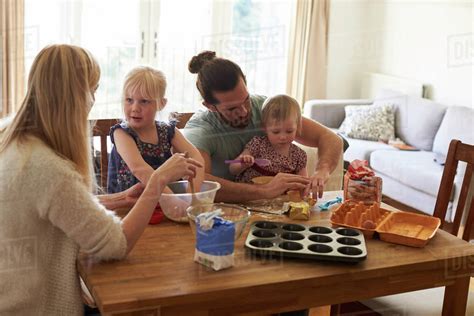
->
<box><xmin>339</xmin><ymin>104</ymin><xmax>395</xmax><ymax>141</ymax></box>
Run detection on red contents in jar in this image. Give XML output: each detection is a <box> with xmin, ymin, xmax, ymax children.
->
<box><xmin>149</xmin><ymin>204</ymin><xmax>164</xmax><ymax>225</ymax></box>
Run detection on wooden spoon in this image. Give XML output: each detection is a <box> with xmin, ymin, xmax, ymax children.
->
<box><xmin>184</xmin><ymin>152</ymin><xmax>199</xmax><ymax>205</ymax></box>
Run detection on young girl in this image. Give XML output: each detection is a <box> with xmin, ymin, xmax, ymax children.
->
<box><xmin>229</xmin><ymin>94</ymin><xmax>307</xmax><ymax>183</ymax></box>
<box><xmin>107</xmin><ymin>66</ymin><xmax>204</xmax><ymax>198</ymax></box>
<box><xmin>0</xmin><ymin>45</ymin><xmax>201</xmax><ymax>315</ymax></box>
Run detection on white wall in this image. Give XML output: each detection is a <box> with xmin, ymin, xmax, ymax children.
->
<box><xmin>326</xmin><ymin>0</ymin><xmax>473</xmax><ymax>108</ymax></box>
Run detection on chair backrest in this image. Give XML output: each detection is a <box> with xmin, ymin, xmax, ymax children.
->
<box><xmin>170</xmin><ymin>112</ymin><xmax>194</xmax><ymax>129</ymax></box>
<box><xmin>91</xmin><ymin>112</ymin><xmax>194</xmax><ymax>191</ymax></box>
<box><xmin>433</xmin><ymin>139</ymin><xmax>474</xmax><ymax>241</ymax></box>
<box><xmin>92</xmin><ymin>119</ymin><xmax>120</xmax><ymax>190</ymax></box>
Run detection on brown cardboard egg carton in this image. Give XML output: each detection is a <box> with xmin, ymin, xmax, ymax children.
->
<box><xmin>330</xmin><ymin>201</ymin><xmax>390</xmax><ymax>238</ymax></box>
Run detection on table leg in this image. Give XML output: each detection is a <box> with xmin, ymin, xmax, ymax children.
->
<box><xmin>443</xmin><ymin>276</ymin><xmax>470</xmax><ymax>316</ymax></box>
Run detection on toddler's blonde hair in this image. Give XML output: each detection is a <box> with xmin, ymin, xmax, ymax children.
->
<box><xmin>122</xmin><ymin>66</ymin><xmax>167</xmax><ymax>110</ymax></box>
<box><xmin>0</xmin><ymin>44</ymin><xmax>100</xmax><ymax>190</ymax></box>
<box><xmin>261</xmin><ymin>94</ymin><xmax>302</xmax><ymax>134</ymax></box>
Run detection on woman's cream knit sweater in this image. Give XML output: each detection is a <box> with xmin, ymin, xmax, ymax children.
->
<box><xmin>0</xmin><ymin>137</ymin><xmax>127</xmax><ymax>315</ymax></box>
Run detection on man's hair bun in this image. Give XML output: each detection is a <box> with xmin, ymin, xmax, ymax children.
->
<box><xmin>188</xmin><ymin>51</ymin><xmax>216</xmax><ymax>74</ymax></box>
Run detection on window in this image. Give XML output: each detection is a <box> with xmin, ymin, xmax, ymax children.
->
<box><xmin>25</xmin><ymin>0</ymin><xmax>294</xmax><ymax>119</ymax></box>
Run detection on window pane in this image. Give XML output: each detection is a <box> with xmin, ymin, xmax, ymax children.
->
<box><xmin>80</xmin><ymin>0</ymin><xmax>140</xmax><ymax>119</ymax></box>
<box><xmin>229</xmin><ymin>0</ymin><xmax>293</xmax><ymax>98</ymax></box>
<box><xmin>24</xmin><ymin>0</ymin><xmax>140</xmax><ymax>120</ymax></box>
<box><xmin>155</xmin><ymin>0</ymin><xmax>294</xmax><ymax>114</ymax></box>
<box><xmin>24</xmin><ymin>0</ymin><xmax>294</xmax><ymax>118</ymax></box>
<box><xmin>153</xmin><ymin>0</ymin><xmax>214</xmax><ymax>116</ymax></box>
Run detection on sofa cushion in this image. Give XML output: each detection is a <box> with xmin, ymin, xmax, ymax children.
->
<box><xmin>370</xmin><ymin>150</ymin><xmax>444</xmax><ymax>197</ymax></box>
<box><xmin>432</xmin><ymin>106</ymin><xmax>474</xmax><ymax>156</ymax></box>
<box><xmin>341</xmin><ymin>137</ymin><xmax>395</xmax><ymax>162</ymax></box>
<box><xmin>339</xmin><ymin>104</ymin><xmax>395</xmax><ymax>141</ymax></box>
<box><xmin>373</xmin><ymin>90</ymin><xmax>447</xmax><ymax>151</ymax></box>
<box><xmin>375</xmin><ymin>172</ymin><xmax>445</xmax><ymax>217</ymax></box>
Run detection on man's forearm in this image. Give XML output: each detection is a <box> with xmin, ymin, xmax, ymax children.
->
<box><xmin>205</xmin><ymin>173</ymin><xmax>266</xmax><ymax>202</ymax></box>
<box><xmin>316</xmin><ymin>131</ymin><xmax>343</xmax><ymax>174</ymax></box>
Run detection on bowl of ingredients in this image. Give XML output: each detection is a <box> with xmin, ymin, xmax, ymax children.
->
<box><xmin>186</xmin><ymin>203</ymin><xmax>250</xmax><ymax>240</ymax></box>
<box><xmin>159</xmin><ymin>181</ymin><xmax>220</xmax><ymax>222</ymax></box>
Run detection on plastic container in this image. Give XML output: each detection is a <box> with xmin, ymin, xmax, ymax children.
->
<box><xmin>331</xmin><ymin>201</ymin><xmax>390</xmax><ymax>238</ymax></box>
<box><xmin>245</xmin><ymin>221</ymin><xmax>367</xmax><ymax>263</ymax></box>
<box><xmin>159</xmin><ymin>181</ymin><xmax>220</xmax><ymax>222</ymax></box>
<box><xmin>331</xmin><ymin>201</ymin><xmax>441</xmax><ymax>247</ymax></box>
<box><xmin>344</xmin><ymin>175</ymin><xmax>382</xmax><ymax>205</ymax></box>
<box><xmin>376</xmin><ymin>212</ymin><xmax>441</xmax><ymax>247</ymax></box>
<box><xmin>187</xmin><ymin>203</ymin><xmax>250</xmax><ymax>240</ymax></box>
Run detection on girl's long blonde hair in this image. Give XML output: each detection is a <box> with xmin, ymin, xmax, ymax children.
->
<box><xmin>0</xmin><ymin>44</ymin><xmax>100</xmax><ymax>190</ymax></box>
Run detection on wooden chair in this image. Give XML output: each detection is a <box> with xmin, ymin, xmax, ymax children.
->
<box><xmin>433</xmin><ymin>139</ymin><xmax>474</xmax><ymax>240</ymax></box>
<box><xmin>91</xmin><ymin>119</ymin><xmax>120</xmax><ymax>190</ymax></box>
<box><xmin>91</xmin><ymin>112</ymin><xmax>195</xmax><ymax>191</ymax></box>
<box><xmin>359</xmin><ymin>139</ymin><xmax>474</xmax><ymax>315</ymax></box>
<box><xmin>169</xmin><ymin>111</ymin><xmax>194</xmax><ymax>129</ymax></box>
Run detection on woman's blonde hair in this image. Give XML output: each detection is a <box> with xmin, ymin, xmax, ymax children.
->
<box><xmin>0</xmin><ymin>44</ymin><xmax>100</xmax><ymax>189</ymax></box>
<box><xmin>261</xmin><ymin>94</ymin><xmax>302</xmax><ymax>134</ymax></box>
<box><xmin>122</xmin><ymin>66</ymin><xmax>166</xmax><ymax>110</ymax></box>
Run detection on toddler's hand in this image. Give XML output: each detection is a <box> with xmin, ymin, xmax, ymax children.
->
<box><xmin>239</xmin><ymin>154</ymin><xmax>255</xmax><ymax>168</ymax></box>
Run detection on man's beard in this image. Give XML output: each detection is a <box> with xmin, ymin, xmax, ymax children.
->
<box><xmin>219</xmin><ymin>112</ymin><xmax>251</xmax><ymax>129</ymax></box>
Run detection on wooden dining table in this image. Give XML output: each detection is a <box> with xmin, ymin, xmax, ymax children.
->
<box><xmin>78</xmin><ymin>191</ymin><xmax>474</xmax><ymax>316</ymax></box>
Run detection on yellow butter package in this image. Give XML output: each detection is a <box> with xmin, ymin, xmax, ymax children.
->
<box><xmin>288</xmin><ymin>201</ymin><xmax>310</xmax><ymax>220</ymax></box>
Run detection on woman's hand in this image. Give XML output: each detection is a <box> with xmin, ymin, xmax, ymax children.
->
<box><xmin>151</xmin><ymin>153</ymin><xmax>203</xmax><ymax>187</ymax></box>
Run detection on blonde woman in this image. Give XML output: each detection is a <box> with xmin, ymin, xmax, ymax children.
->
<box><xmin>0</xmin><ymin>45</ymin><xmax>202</xmax><ymax>315</ymax></box>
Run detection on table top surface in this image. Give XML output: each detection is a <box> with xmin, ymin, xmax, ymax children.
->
<box><xmin>78</xmin><ymin>191</ymin><xmax>474</xmax><ymax>314</ymax></box>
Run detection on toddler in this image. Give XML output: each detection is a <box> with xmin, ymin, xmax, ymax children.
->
<box><xmin>229</xmin><ymin>94</ymin><xmax>307</xmax><ymax>183</ymax></box>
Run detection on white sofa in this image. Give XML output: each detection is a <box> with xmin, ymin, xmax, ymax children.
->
<box><xmin>304</xmin><ymin>90</ymin><xmax>474</xmax><ymax>221</ymax></box>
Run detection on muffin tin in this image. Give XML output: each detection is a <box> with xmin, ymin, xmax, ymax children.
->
<box><xmin>245</xmin><ymin>221</ymin><xmax>367</xmax><ymax>263</ymax></box>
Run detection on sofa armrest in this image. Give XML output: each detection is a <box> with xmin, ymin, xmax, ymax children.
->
<box><xmin>303</xmin><ymin>99</ymin><xmax>373</xmax><ymax>128</ymax></box>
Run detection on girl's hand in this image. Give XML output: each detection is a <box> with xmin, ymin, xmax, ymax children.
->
<box><xmin>124</xmin><ymin>183</ymin><xmax>145</xmax><ymax>204</ymax></box>
<box><xmin>151</xmin><ymin>153</ymin><xmax>203</xmax><ymax>187</ymax></box>
<box><xmin>239</xmin><ymin>154</ymin><xmax>255</xmax><ymax>168</ymax></box>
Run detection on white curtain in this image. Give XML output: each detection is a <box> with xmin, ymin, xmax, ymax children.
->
<box><xmin>286</xmin><ymin>0</ymin><xmax>329</xmax><ymax>107</ymax></box>
<box><xmin>1</xmin><ymin>0</ymin><xmax>25</xmax><ymax>117</ymax></box>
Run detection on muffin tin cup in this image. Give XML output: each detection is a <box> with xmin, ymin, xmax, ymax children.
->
<box><xmin>245</xmin><ymin>221</ymin><xmax>367</xmax><ymax>263</ymax></box>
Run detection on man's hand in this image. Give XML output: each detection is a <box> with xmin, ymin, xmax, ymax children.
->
<box><xmin>261</xmin><ymin>173</ymin><xmax>311</xmax><ymax>199</ymax></box>
<box><xmin>308</xmin><ymin>168</ymin><xmax>331</xmax><ymax>199</ymax></box>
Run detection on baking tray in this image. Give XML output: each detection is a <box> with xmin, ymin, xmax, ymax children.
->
<box><xmin>245</xmin><ymin>221</ymin><xmax>367</xmax><ymax>263</ymax></box>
